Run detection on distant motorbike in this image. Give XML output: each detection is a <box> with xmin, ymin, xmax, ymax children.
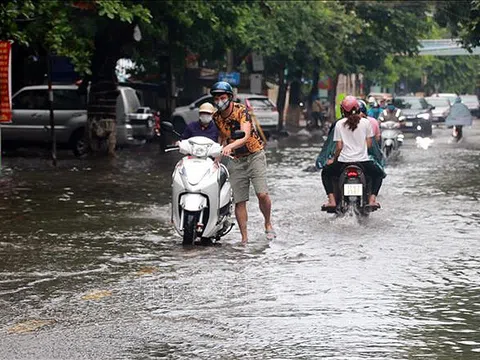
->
<box><xmin>153</xmin><ymin>110</ymin><xmax>161</xmax><ymax>138</ymax></box>
<box><xmin>321</xmin><ymin>164</ymin><xmax>379</xmax><ymax>217</ymax></box>
<box><xmin>380</xmin><ymin>119</ymin><xmax>404</xmax><ymax>158</ymax></box>
<box><xmin>162</xmin><ymin>122</ymin><xmax>244</xmax><ymax>245</ymax></box>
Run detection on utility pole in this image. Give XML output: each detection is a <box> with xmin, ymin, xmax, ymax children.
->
<box><xmin>47</xmin><ymin>53</ymin><xmax>57</xmax><ymax>166</ymax></box>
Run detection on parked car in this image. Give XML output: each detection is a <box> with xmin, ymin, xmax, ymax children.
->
<box><xmin>393</xmin><ymin>96</ymin><xmax>433</xmax><ymax>136</ymax></box>
<box><xmin>235</xmin><ymin>93</ymin><xmax>279</xmax><ymax>136</ymax></box>
<box><xmin>435</xmin><ymin>93</ymin><xmax>458</xmax><ymax>106</ymax></box>
<box><xmin>425</xmin><ymin>96</ymin><xmax>451</xmax><ymax>123</ymax></box>
<box><xmin>1</xmin><ymin>85</ymin><xmax>154</xmax><ymax>156</ymax></box>
<box><xmin>171</xmin><ymin>94</ymin><xmax>213</xmax><ymax>133</ymax></box>
<box><xmin>115</xmin><ymin>88</ymin><xmax>155</xmax><ymax>144</ymax></box>
<box><xmin>460</xmin><ymin>95</ymin><xmax>480</xmax><ymax>117</ymax></box>
<box><xmin>170</xmin><ymin>93</ymin><xmax>280</xmax><ymax>137</ymax></box>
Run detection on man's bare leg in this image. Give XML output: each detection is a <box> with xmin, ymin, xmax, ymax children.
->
<box><xmin>368</xmin><ymin>194</ymin><xmax>380</xmax><ymax>206</ymax></box>
<box><xmin>323</xmin><ymin>193</ymin><xmax>336</xmax><ymax>207</ymax></box>
<box><xmin>257</xmin><ymin>192</ymin><xmax>273</xmax><ymax>232</ymax></box>
<box><xmin>235</xmin><ymin>201</ymin><xmax>248</xmax><ymax>244</ymax></box>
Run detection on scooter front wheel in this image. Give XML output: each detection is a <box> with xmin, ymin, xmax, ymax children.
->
<box><xmin>384</xmin><ymin>145</ymin><xmax>392</xmax><ymax>158</ymax></box>
<box><xmin>183</xmin><ymin>211</ymin><xmax>199</xmax><ymax>246</ymax></box>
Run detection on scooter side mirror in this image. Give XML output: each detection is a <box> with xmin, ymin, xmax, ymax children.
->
<box><xmin>232</xmin><ymin>130</ymin><xmax>246</xmax><ymax>140</ymax></box>
<box><xmin>161</xmin><ymin>121</ymin><xmax>174</xmax><ymax>132</ymax></box>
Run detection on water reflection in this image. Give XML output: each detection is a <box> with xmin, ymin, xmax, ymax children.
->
<box><xmin>1</xmin><ymin>124</ymin><xmax>480</xmax><ymax>358</ymax></box>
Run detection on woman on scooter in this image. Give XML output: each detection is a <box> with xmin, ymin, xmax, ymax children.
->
<box><xmin>321</xmin><ymin>96</ymin><xmax>384</xmax><ymax>209</ymax></box>
<box><xmin>181</xmin><ymin>102</ymin><xmax>219</xmax><ymax>142</ymax></box>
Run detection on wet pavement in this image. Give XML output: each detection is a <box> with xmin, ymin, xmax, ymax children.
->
<box><xmin>0</xmin><ymin>122</ymin><xmax>479</xmax><ymax>359</ymax></box>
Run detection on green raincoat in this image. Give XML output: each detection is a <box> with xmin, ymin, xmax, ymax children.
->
<box><xmin>315</xmin><ymin>120</ymin><xmax>386</xmax><ymax>178</ymax></box>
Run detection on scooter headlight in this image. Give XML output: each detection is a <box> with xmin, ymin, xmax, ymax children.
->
<box><xmin>191</xmin><ymin>143</ymin><xmax>211</xmax><ymax>157</ymax></box>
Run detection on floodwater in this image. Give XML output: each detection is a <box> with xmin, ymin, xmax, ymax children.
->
<box><xmin>0</xmin><ymin>122</ymin><xmax>479</xmax><ymax>359</ymax></box>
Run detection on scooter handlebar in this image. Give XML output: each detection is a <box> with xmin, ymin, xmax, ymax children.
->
<box><xmin>165</xmin><ymin>145</ymin><xmax>179</xmax><ymax>152</ymax></box>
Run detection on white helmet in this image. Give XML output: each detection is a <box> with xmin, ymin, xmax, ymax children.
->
<box><xmin>198</xmin><ymin>102</ymin><xmax>215</xmax><ymax>125</ymax></box>
<box><xmin>368</xmin><ymin>96</ymin><xmax>376</xmax><ymax>103</ymax></box>
<box><xmin>198</xmin><ymin>102</ymin><xmax>216</xmax><ymax>114</ymax></box>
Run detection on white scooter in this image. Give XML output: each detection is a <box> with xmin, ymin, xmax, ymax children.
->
<box><xmin>379</xmin><ymin>117</ymin><xmax>405</xmax><ymax>158</ymax></box>
<box><xmin>162</xmin><ymin>122</ymin><xmax>244</xmax><ymax>245</ymax></box>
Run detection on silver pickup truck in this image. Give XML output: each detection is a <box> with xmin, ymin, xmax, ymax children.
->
<box><xmin>1</xmin><ymin>84</ymin><xmax>155</xmax><ymax>156</ymax></box>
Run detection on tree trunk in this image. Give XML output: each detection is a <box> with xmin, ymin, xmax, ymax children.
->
<box><xmin>328</xmin><ymin>73</ymin><xmax>339</xmax><ymax>122</ymax></box>
<box><xmin>276</xmin><ymin>65</ymin><xmax>287</xmax><ymax>131</ymax></box>
<box><xmin>365</xmin><ymin>76</ymin><xmax>373</xmax><ymax>97</ymax></box>
<box><xmin>286</xmin><ymin>70</ymin><xmax>302</xmax><ymax>127</ymax></box>
<box><xmin>226</xmin><ymin>49</ymin><xmax>234</xmax><ymax>73</ymax></box>
<box><xmin>308</xmin><ymin>65</ymin><xmax>319</xmax><ymax>119</ymax></box>
<box><xmin>355</xmin><ymin>74</ymin><xmax>362</xmax><ymax>98</ymax></box>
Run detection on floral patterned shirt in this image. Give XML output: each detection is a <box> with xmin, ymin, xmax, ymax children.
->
<box><xmin>213</xmin><ymin>102</ymin><xmax>264</xmax><ymax>157</ymax></box>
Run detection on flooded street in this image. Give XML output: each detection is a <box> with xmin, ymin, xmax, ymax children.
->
<box><xmin>1</xmin><ymin>122</ymin><xmax>480</xmax><ymax>359</ymax></box>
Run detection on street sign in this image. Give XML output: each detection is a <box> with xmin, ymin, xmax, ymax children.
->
<box><xmin>0</xmin><ymin>41</ymin><xmax>12</xmax><ymax>124</ymax></box>
<box><xmin>318</xmin><ymin>76</ymin><xmax>331</xmax><ymax>90</ymax></box>
<box><xmin>218</xmin><ymin>72</ymin><xmax>240</xmax><ymax>86</ymax></box>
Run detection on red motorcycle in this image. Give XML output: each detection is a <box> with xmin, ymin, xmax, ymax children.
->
<box><xmin>153</xmin><ymin>110</ymin><xmax>161</xmax><ymax>138</ymax></box>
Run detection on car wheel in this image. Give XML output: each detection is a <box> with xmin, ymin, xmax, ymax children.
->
<box><xmin>70</xmin><ymin>128</ymin><xmax>88</xmax><ymax>157</ymax></box>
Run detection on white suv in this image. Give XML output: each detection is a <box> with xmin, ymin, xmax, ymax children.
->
<box><xmin>171</xmin><ymin>93</ymin><xmax>279</xmax><ymax>136</ymax></box>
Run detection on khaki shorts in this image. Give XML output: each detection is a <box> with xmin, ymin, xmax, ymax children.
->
<box><xmin>227</xmin><ymin>150</ymin><xmax>269</xmax><ymax>203</ymax></box>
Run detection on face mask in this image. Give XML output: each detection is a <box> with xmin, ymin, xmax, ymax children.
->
<box><xmin>199</xmin><ymin>114</ymin><xmax>212</xmax><ymax>125</ymax></box>
<box><xmin>215</xmin><ymin>98</ymin><xmax>230</xmax><ymax>111</ymax></box>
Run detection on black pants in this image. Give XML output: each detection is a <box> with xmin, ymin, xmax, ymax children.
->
<box><xmin>321</xmin><ymin>161</ymin><xmax>383</xmax><ymax>196</ymax></box>
<box><xmin>311</xmin><ymin>112</ymin><xmax>321</xmax><ymax>127</ymax></box>
<box><xmin>454</xmin><ymin>125</ymin><xmax>463</xmax><ymax>140</ymax></box>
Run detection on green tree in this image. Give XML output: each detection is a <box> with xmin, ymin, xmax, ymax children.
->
<box><xmin>327</xmin><ymin>0</ymin><xmax>432</xmax><ymax>118</ymax></box>
<box><xmin>435</xmin><ymin>0</ymin><xmax>480</xmax><ymax>50</ymax></box>
<box><xmin>238</xmin><ymin>0</ymin><xmax>350</xmax><ymax>127</ymax></box>
<box><xmin>1</xmin><ymin>1</ymin><xmax>153</xmax><ymax>154</ymax></box>
<box><xmin>0</xmin><ymin>0</ymin><xmax>152</xmax><ymax>76</ymax></box>
<box><xmin>364</xmin><ymin>18</ymin><xmax>480</xmax><ymax>96</ymax></box>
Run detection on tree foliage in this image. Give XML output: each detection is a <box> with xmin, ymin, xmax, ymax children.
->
<box><xmin>0</xmin><ymin>0</ymin><xmax>152</xmax><ymax>75</ymax></box>
<box><xmin>435</xmin><ymin>0</ymin><xmax>480</xmax><ymax>50</ymax></box>
<box><xmin>0</xmin><ymin>0</ymin><xmax>478</xmax><ymax>96</ymax></box>
<box><xmin>364</xmin><ymin>18</ymin><xmax>480</xmax><ymax>95</ymax></box>
<box><xmin>336</xmin><ymin>1</ymin><xmax>432</xmax><ymax>76</ymax></box>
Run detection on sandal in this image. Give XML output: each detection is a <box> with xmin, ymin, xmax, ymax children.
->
<box><xmin>265</xmin><ymin>229</ymin><xmax>276</xmax><ymax>240</ymax></box>
<box><xmin>321</xmin><ymin>203</ymin><xmax>337</xmax><ymax>210</ymax></box>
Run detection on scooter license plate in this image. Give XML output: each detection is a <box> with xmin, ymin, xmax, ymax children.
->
<box><xmin>405</xmin><ymin>121</ymin><xmax>413</xmax><ymax>127</ymax></box>
<box><xmin>344</xmin><ymin>184</ymin><xmax>363</xmax><ymax>196</ymax></box>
